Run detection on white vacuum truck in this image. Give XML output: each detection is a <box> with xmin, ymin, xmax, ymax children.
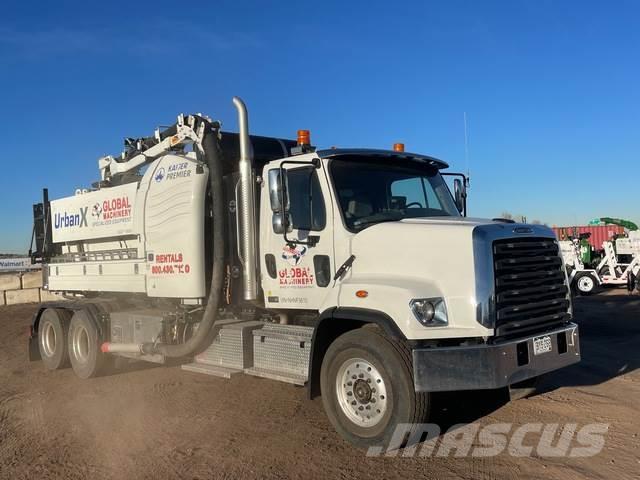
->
<box><xmin>28</xmin><ymin>97</ymin><xmax>580</xmax><ymax>448</ymax></box>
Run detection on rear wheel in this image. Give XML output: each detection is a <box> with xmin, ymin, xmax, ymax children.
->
<box><xmin>320</xmin><ymin>328</ymin><xmax>430</xmax><ymax>449</ymax></box>
<box><xmin>38</xmin><ymin>308</ymin><xmax>71</xmax><ymax>370</ymax></box>
<box><xmin>575</xmin><ymin>272</ymin><xmax>597</xmax><ymax>295</ymax></box>
<box><xmin>68</xmin><ymin>310</ymin><xmax>108</xmax><ymax>379</ymax></box>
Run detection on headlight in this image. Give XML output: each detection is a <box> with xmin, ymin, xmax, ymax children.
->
<box><xmin>410</xmin><ymin>298</ymin><xmax>448</xmax><ymax>326</ymax></box>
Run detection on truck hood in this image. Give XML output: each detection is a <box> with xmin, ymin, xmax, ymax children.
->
<box><xmin>338</xmin><ymin>218</ymin><xmax>557</xmax><ymax>340</ymax></box>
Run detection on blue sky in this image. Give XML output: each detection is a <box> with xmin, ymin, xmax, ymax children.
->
<box><xmin>1</xmin><ymin>0</ymin><xmax>638</xmax><ymax>252</ymax></box>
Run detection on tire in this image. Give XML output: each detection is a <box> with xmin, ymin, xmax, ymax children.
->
<box><xmin>38</xmin><ymin>308</ymin><xmax>71</xmax><ymax>370</ymax></box>
<box><xmin>627</xmin><ymin>271</ymin><xmax>637</xmax><ymax>293</ymax></box>
<box><xmin>508</xmin><ymin>376</ymin><xmax>540</xmax><ymax>400</ymax></box>
<box><xmin>320</xmin><ymin>328</ymin><xmax>430</xmax><ymax>449</ymax></box>
<box><xmin>68</xmin><ymin>310</ymin><xmax>108</xmax><ymax>379</ymax></box>
<box><xmin>574</xmin><ymin>272</ymin><xmax>597</xmax><ymax>295</ymax></box>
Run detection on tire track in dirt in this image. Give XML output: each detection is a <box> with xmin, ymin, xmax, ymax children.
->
<box><xmin>0</xmin><ymin>297</ymin><xmax>639</xmax><ymax>480</ymax></box>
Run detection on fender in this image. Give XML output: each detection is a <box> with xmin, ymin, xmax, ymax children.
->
<box><xmin>307</xmin><ymin>307</ymin><xmax>405</xmax><ymax>399</ymax></box>
<box><xmin>28</xmin><ymin>299</ymin><xmax>118</xmax><ymax>361</ymax></box>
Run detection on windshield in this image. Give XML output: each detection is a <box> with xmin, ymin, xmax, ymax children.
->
<box><xmin>330</xmin><ymin>157</ymin><xmax>460</xmax><ymax>231</ymax></box>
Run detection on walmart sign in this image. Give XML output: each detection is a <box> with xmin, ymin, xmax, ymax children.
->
<box><xmin>0</xmin><ymin>258</ymin><xmax>40</xmax><ymax>272</ymax></box>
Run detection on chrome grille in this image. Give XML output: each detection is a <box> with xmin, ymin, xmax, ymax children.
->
<box><xmin>493</xmin><ymin>237</ymin><xmax>570</xmax><ymax>336</ymax></box>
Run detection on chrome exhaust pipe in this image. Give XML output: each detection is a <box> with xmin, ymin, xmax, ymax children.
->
<box><xmin>101</xmin><ymin>342</ymin><xmax>143</xmax><ymax>354</ymax></box>
<box><xmin>232</xmin><ymin>96</ymin><xmax>258</xmax><ymax>301</ymax></box>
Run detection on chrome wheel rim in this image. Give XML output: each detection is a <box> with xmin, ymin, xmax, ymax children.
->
<box><xmin>72</xmin><ymin>325</ymin><xmax>90</xmax><ymax>363</ymax></box>
<box><xmin>578</xmin><ymin>276</ymin><xmax>594</xmax><ymax>292</ymax></box>
<box><xmin>41</xmin><ymin>321</ymin><xmax>57</xmax><ymax>358</ymax></box>
<box><xmin>336</xmin><ymin>358</ymin><xmax>388</xmax><ymax>427</ymax></box>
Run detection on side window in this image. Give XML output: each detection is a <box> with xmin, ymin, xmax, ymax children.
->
<box><xmin>287</xmin><ymin>167</ymin><xmax>326</xmax><ymax>231</ymax></box>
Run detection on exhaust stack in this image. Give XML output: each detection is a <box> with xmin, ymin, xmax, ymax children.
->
<box><xmin>232</xmin><ymin>97</ymin><xmax>258</xmax><ymax>301</ymax></box>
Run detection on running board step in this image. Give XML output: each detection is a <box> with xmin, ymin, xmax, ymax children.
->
<box><xmin>181</xmin><ymin>363</ymin><xmax>241</xmax><ymax>378</ymax></box>
<box><xmin>243</xmin><ymin>367</ymin><xmax>307</xmax><ymax>386</ymax></box>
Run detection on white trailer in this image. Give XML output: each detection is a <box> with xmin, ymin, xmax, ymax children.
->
<box><xmin>561</xmin><ymin>238</ymin><xmax>640</xmax><ymax>295</ymax></box>
<box><xmin>28</xmin><ymin>98</ymin><xmax>580</xmax><ymax>449</ymax></box>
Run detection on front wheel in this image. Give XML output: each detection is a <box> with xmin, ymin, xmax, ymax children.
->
<box><xmin>575</xmin><ymin>272</ymin><xmax>597</xmax><ymax>295</ymax></box>
<box><xmin>320</xmin><ymin>328</ymin><xmax>430</xmax><ymax>449</ymax></box>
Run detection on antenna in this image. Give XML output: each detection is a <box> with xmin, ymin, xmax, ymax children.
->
<box><xmin>463</xmin><ymin>112</ymin><xmax>470</xmax><ymax>180</ymax></box>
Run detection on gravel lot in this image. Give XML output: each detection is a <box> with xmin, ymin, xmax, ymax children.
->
<box><xmin>1</xmin><ymin>291</ymin><xmax>638</xmax><ymax>479</ymax></box>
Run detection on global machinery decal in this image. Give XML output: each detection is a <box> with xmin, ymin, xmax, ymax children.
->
<box><xmin>90</xmin><ymin>195</ymin><xmax>132</xmax><ymax>227</ymax></box>
<box><xmin>279</xmin><ymin>244</ymin><xmax>314</xmax><ymax>288</ymax></box>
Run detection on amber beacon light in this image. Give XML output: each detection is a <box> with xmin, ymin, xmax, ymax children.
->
<box><xmin>393</xmin><ymin>143</ymin><xmax>405</xmax><ymax>152</ymax></box>
<box><xmin>297</xmin><ymin>129</ymin><xmax>311</xmax><ymax>146</ymax></box>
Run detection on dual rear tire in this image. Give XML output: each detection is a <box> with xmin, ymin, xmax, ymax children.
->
<box><xmin>38</xmin><ymin>308</ymin><xmax>72</xmax><ymax>371</ymax></box>
<box><xmin>38</xmin><ymin>308</ymin><xmax>108</xmax><ymax>379</ymax></box>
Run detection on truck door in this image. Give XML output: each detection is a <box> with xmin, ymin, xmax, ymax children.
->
<box><xmin>259</xmin><ymin>159</ymin><xmax>335</xmax><ymax>310</ymax></box>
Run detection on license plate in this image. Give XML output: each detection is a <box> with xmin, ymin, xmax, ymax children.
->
<box><xmin>533</xmin><ymin>335</ymin><xmax>552</xmax><ymax>355</ymax></box>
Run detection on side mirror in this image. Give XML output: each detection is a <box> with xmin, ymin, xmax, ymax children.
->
<box><xmin>269</xmin><ymin>168</ymin><xmax>292</xmax><ymax>234</ymax></box>
<box><xmin>272</xmin><ymin>212</ymin><xmax>293</xmax><ymax>235</ymax></box>
<box><xmin>268</xmin><ymin>169</ymin><xmax>290</xmax><ymax>213</ymax></box>
<box><xmin>454</xmin><ymin>178</ymin><xmax>466</xmax><ymax>215</ymax></box>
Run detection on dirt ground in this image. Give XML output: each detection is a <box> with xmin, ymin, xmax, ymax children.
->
<box><xmin>1</xmin><ymin>291</ymin><xmax>639</xmax><ymax>480</ymax></box>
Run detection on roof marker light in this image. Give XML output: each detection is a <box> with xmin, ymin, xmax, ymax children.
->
<box><xmin>393</xmin><ymin>143</ymin><xmax>405</xmax><ymax>152</ymax></box>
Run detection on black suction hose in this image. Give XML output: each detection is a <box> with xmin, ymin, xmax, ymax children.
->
<box><xmin>148</xmin><ymin>118</ymin><xmax>226</xmax><ymax>358</ymax></box>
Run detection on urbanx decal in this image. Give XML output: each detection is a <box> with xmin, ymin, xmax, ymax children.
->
<box><xmin>54</xmin><ymin>207</ymin><xmax>88</xmax><ymax>229</ymax></box>
<box><xmin>282</xmin><ymin>245</ymin><xmax>307</xmax><ymax>266</ymax></box>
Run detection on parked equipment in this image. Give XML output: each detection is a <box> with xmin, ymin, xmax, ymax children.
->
<box><xmin>28</xmin><ymin>98</ymin><xmax>580</xmax><ymax>448</ymax></box>
<box><xmin>561</xmin><ymin>238</ymin><xmax>640</xmax><ymax>295</ymax></box>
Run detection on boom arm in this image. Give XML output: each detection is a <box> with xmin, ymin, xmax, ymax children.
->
<box><xmin>600</xmin><ymin>217</ymin><xmax>638</xmax><ymax>231</ymax></box>
<box><xmin>98</xmin><ymin>114</ymin><xmax>212</xmax><ymax>181</ymax></box>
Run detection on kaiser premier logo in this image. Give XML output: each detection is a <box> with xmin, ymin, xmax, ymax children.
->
<box><xmin>154</xmin><ymin>167</ymin><xmax>165</xmax><ymax>183</ymax></box>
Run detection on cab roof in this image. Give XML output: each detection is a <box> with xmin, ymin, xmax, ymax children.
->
<box><xmin>317</xmin><ymin>148</ymin><xmax>449</xmax><ymax>170</ymax></box>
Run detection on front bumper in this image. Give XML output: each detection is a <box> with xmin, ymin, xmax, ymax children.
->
<box><xmin>412</xmin><ymin>323</ymin><xmax>580</xmax><ymax>392</ymax></box>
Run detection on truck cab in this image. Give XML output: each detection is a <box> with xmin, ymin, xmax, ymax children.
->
<box><xmin>28</xmin><ymin>98</ymin><xmax>580</xmax><ymax>449</ymax></box>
